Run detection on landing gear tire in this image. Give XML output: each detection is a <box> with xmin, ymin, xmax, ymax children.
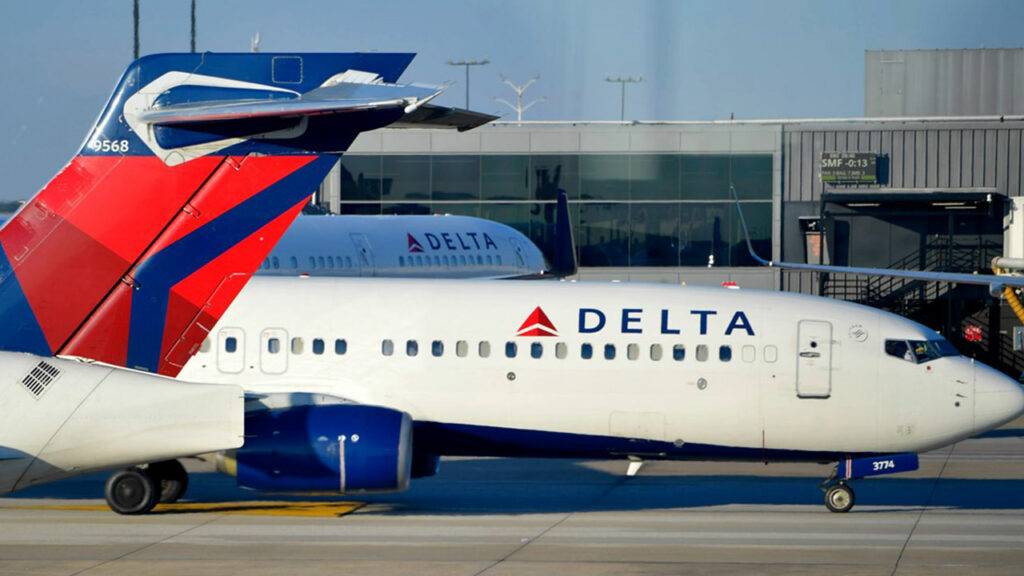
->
<box><xmin>824</xmin><ymin>483</ymin><xmax>855</xmax><ymax>513</ymax></box>
<box><xmin>105</xmin><ymin>467</ymin><xmax>160</xmax><ymax>515</ymax></box>
<box><xmin>147</xmin><ymin>460</ymin><xmax>189</xmax><ymax>503</ymax></box>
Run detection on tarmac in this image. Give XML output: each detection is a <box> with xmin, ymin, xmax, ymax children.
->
<box><xmin>1</xmin><ymin>419</ymin><xmax>1022</xmax><ymax>576</ymax></box>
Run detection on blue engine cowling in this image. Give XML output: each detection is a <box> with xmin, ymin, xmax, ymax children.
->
<box><xmin>235</xmin><ymin>403</ymin><xmax>412</xmax><ymax>493</ymax></box>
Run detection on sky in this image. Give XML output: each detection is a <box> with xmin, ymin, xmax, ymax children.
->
<box><xmin>0</xmin><ymin>0</ymin><xmax>1021</xmax><ymax>199</ymax></box>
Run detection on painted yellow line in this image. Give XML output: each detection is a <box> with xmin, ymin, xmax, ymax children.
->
<box><xmin>12</xmin><ymin>500</ymin><xmax>364</xmax><ymax>517</ymax></box>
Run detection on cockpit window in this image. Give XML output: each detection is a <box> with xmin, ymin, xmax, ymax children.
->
<box><xmin>885</xmin><ymin>338</ymin><xmax>959</xmax><ymax>364</ymax></box>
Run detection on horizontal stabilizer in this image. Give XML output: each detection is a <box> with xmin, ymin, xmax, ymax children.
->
<box><xmin>391</xmin><ymin>104</ymin><xmax>498</xmax><ymax>132</ymax></box>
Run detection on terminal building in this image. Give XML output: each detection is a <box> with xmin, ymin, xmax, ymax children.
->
<box><xmin>310</xmin><ymin>49</ymin><xmax>1024</xmax><ymax>377</ymax></box>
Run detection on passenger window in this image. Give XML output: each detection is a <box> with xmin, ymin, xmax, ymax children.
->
<box><xmin>456</xmin><ymin>340</ymin><xmax>468</xmax><ymax>357</ymax></box>
<box><xmin>486</xmin><ymin>255</ymin><xmax>493</xmax><ymax>265</ymax></box>
<box><xmin>406</xmin><ymin>340</ymin><xmax>419</xmax><ymax>356</ymax></box>
<box><xmin>434</xmin><ymin>256</ymin><xmax>441</xmax><ymax>266</ymax></box>
<box><xmin>200</xmin><ymin>338</ymin><xmax>211</xmax><ymax>353</ymax></box>
<box><xmin>382</xmin><ymin>339</ymin><xmax>394</xmax><ymax>356</ymax></box>
<box><xmin>478</xmin><ymin>341</ymin><xmax>491</xmax><ymax>357</ymax></box>
<box><xmin>291</xmin><ymin>337</ymin><xmax>304</xmax><ymax>354</ymax></box>
<box><xmin>312</xmin><ymin>338</ymin><xmax>325</xmax><ymax>355</ymax></box>
<box><xmin>764</xmin><ymin>345</ymin><xmax>778</xmax><ymax>363</ymax></box>
<box><xmin>496</xmin><ymin>255</ymin><xmax>503</xmax><ymax>265</ymax></box>
<box><xmin>289</xmin><ymin>256</ymin><xmax>298</xmax><ymax>269</ymax></box>
<box><xmin>318</xmin><ymin>256</ymin><xmax>326</xmax><ymax>269</ymax></box>
<box><xmin>531</xmin><ymin>342</ymin><xmax>543</xmax><ymax>359</ymax></box>
<box><xmin>741</xmin><ymin>345</ymin><xmax>755</xmax><ymax>363</ymax></box>
<box><xmin>399</xmin><ymin>256</ymin><xmax>405</xmax><ymax>267</ymax></box>
<box><xmin>696</xmin><ymin>344</ymin><xmax>708</xmax><ymax>362</ymax></box>
<box><xmin>604</xmin><ymin>344</ymin><xmax>616</xmax><ymax>360</ymax></box>
<box><xmin>271</xmin><ymin>256</ymin><xmax>280</xmax><ymax>269</ymax></box>
<box><xmin>555</xmin><ymin>342</ymin><xmax>567</xmax><ymax>359</ymax></box>
<box><xmin>267</xmin><ymin>338</ymin><xmax>280</xmax><ymax>354</ymax></box>
<box><xmin>432</xmin><ymin>340</ymin><xmax>444</xmax><ymax>357</ymax></box>
<box><xmin>460</xmin><ymin>255</ymin><xmax>468</xmax><ymax>265</ymax></box>
<box><xmin>581</xmin><ymin>343</ymin><xmax>593</xmax><ymax>359</ymax></box>
<box><xmin>672</xmin><ymin>344</ymin><xmax>685</xmax><ymax>361</ymax></box>
<box><xmin>650</xmin><ymin>344</ymin><xmax>663</xmax><ymax>361</ymax></box>
<box><xmin>885</xmin><ymin>340</ymin><xmax>915</xmax><ymax>363</ymax></box>
<box><xmin>505</xmin><ymin>342</ymin><xmax>517</xmax><ymax>358</ymax></box>
<box><xmin>346</xmin><ymin>256</ymin><xmax>353</xmax><ymax>268</ymax></box>
<box><xmin>335</xmin><ymin>339</ymin><xmax>347</xmax><ymax>355</ymax></box>
<box><xmin>225</xmin><ymin>337</ymin><xmax>237</xmax><ymax>353</ymax></box>
<box><xmin>309</xmin><ymin>256</ymin><xmax>316</xmax><ymax>268</ymax></box>
<box><xmin>443</xmin><ymin>256</ymin><xmax>450</xmax><ymax>267</ymax></box>
<box><xmin>719</xmin><ymin>345</ymin><xmax>732</xmax><ymax>362</ymax></box>
<box><xmin>477</xmin><ymin>255</ymin><xmax>484</xmax><ymax>265</ymax></box>
<box><xmin>627</xmin><ymin>343</ymin><xmax>639</xmax><ymax>360</ymax></box>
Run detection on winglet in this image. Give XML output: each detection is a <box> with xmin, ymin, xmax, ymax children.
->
<box><xmin>730</xmin><ymin>184</ymin><xmax>772</xmax><ymax>267</ymax></box>
<box><xmin>549</xmin><ymin>189</ymin><xmax>577</xmax><ymax>277</ymax></box>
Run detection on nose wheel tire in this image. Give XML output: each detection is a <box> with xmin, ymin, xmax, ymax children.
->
<box><xmin>824</xmin><ymin>483</ymin><xmax>855</xmax><ymax>513</ymax></box>
<box><xmin>104</xmin><ymin>468</ymin><xmax>160</xmax><ymax>515</ymax></box>
<box><xmin>147</xmin><ymin>460</ymin><xmax>189</xmax><ymax>504</ymax></box>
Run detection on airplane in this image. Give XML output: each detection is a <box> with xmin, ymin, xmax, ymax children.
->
<box><xmin>174</xmin><ymin>272</ymin><xmax>1024</xmax><ymax>515</ymax></box>
<box><xmin>0</xmin><ymin>52</ymin><xmax>494</xmax><ymax>507</ymax></box>
<box><xmin>256</xmin><ymin>205</ymin><xmax>564</xmax><ymax>279</ymax></box>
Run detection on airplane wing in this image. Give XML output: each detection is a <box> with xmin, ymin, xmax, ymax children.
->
<box><xmin>730</xmin><ymin>186</ymin><xmax>1023</xmax><ymax>295</ymax></box>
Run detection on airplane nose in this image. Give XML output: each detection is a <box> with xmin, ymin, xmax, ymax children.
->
<box><xmin>974</xmin><ymin>364</ymin><xmax>1024</xmax><ymax>434</ymax></box>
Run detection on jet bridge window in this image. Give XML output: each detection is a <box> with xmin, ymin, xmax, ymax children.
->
<box><xmin>225</xmin><ymin>337</ymin><xmax>238</xmax><ymax>353</ymax></box>
<box><xmin>581</xmin><ymin>343</ymin><xmax>594</xmax><ymax>359</ymax></box>
<box><xmin>335</xmin><ymin>339</ymin><xmax>347</xmax><ymax>355</ymax></box>
<box><xmin>267</xmin><ymin>338</ymin><xmax>281</xmax><ymax>354</ymax></box>
<box><xmin>312</xmin><ymin>339</ymin><xmax>325</xmax><ymax>355</ymax></box>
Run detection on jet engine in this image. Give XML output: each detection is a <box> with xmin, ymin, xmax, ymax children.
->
<box><xmin>224</xmin><ymin>403</ymin><xmax>413</xmax><ymax>493</ymax></box>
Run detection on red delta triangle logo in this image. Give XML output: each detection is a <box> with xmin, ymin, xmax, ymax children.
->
<box><xmin>407</xmin><ymin>233</ymin><xmax>425</xmax><ymax>253</ymax></box>
<box><xmin>516</xmin><ymin>306</ymin><xmax>558</xmax><ymax>337</ymax></box>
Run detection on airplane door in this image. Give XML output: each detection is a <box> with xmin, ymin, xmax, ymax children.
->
<box><xmin>260</xmin><ymin>328</ymin><xmax>288</xmax><ymax>375</ymax></box>
<box><xmin>350</xmin><ymin>233</ymin><xmax>374</xmax><ymax>276</ymax></box>
<box><xmin>796</xmin><ymin>320</ymin><xmax>832</xmax><ymax>398</ymax></box>
<box><xmin>216</xmin><ymin>327</ymin><xmax>245</xmax><ymax>374</ymax></box>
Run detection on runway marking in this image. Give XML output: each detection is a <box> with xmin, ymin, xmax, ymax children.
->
<box><xmin>11</xmin><ymin>500</ymin><xmax>364</xmax><ymax>517</ymax></box>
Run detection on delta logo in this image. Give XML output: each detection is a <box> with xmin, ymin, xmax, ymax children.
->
<box><xmin>407</xmin><ymin>233</ymin><xmax>425</xmax><ymax>253</ymax></box>
<box><xmin>406</xmin><ymin>231</ymin><xmax>499</xmax><ymax>253</ymax></box>
<box><xmin>516</xmin><ymin>306</ymin><xmax>559</xmax><ymax>337</ymax></box>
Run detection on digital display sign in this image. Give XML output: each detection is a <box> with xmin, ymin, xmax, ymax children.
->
<box><xmin>820</xmin><ymin>152</ymin><xmax>879</xmax><ymax>184</ymax></box>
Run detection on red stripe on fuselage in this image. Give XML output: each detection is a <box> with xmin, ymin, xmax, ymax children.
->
<box><xmin>156</xmin><ymin>199</ymin><xmax>308</xmax><ymax>376</ymax></box>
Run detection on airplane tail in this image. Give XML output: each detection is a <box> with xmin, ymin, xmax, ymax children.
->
<box><xmin>549</xmin><ymin>189</ymin><xmax>577</xmax><ymax>277</ymax></box>
<box><xmin>0</xmin><ymin>53</ymin><xmax>495</xmax><ymax>375</ymax></box>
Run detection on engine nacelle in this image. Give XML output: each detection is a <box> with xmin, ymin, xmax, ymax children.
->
<box><xmin>232</xmin><ymin>403</ymin><xmax>412</xmax><ymax>493</ymax></box>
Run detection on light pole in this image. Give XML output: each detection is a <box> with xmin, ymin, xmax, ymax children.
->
<box><xmin>132</xmin><ymin>0</ymin><xmax>140</xmax><ymax>59</ymax></box>
<box><xmin>494</xmin><ymin>75</ymin><xmax>545</xmax><ymax>123</ymax></box>
<box><xmin>605</xmin><ymin>76</ymin><xmax>643</xmax><ymax>121</ymax></box>
<box><xmin>190</xmin><ymin>0</ymin><xmax>196</xmax><ymax>53</ymax></box>
<box><xmin>447</xmin><ymin>58</ymin><xmax>490</xmax><ymax>109</ymax></box>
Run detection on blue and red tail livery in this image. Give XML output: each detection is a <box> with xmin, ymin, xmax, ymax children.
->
<box><xmin>0</xmin><ymin>53</ymin><xmax>495</xmax><ymax>375</ymax></box>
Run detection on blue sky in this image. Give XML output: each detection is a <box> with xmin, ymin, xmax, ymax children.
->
<box><xmin>1</xmin><ymin>0</ymin><xmax>1021</xmax><ymax>199</ymax></box>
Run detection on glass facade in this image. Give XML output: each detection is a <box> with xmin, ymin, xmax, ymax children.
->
<box><xmin>334</xmin><ymin>154</ymin><xmax>772</xmax><ymax>267</ymax></box>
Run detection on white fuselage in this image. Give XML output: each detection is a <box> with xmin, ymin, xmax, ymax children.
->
<box><xmin>258</xmin><ymin>214</ymin><xmax>547</xmax><ymax>278</ymax></box>
<box><xmin>180</xmin><ymin>277</ymin><xmax>1024</xmax><ymax>460</ymax></box>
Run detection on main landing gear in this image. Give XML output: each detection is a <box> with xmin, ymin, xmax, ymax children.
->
<box><xmin>104</xmin><ymin>459</ymin><xmax>189</xmax><ymax>515</ymax></box>
<box><xmin>820</xmin><ymin>462</ymin><xmax>857</xmax><ymax>513</ymax></box>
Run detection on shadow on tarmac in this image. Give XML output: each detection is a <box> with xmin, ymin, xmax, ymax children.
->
<box><xmin>5</xmin><ymin>457</ymin><xmax>1023</xmax><ymax>514</ymax></box>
